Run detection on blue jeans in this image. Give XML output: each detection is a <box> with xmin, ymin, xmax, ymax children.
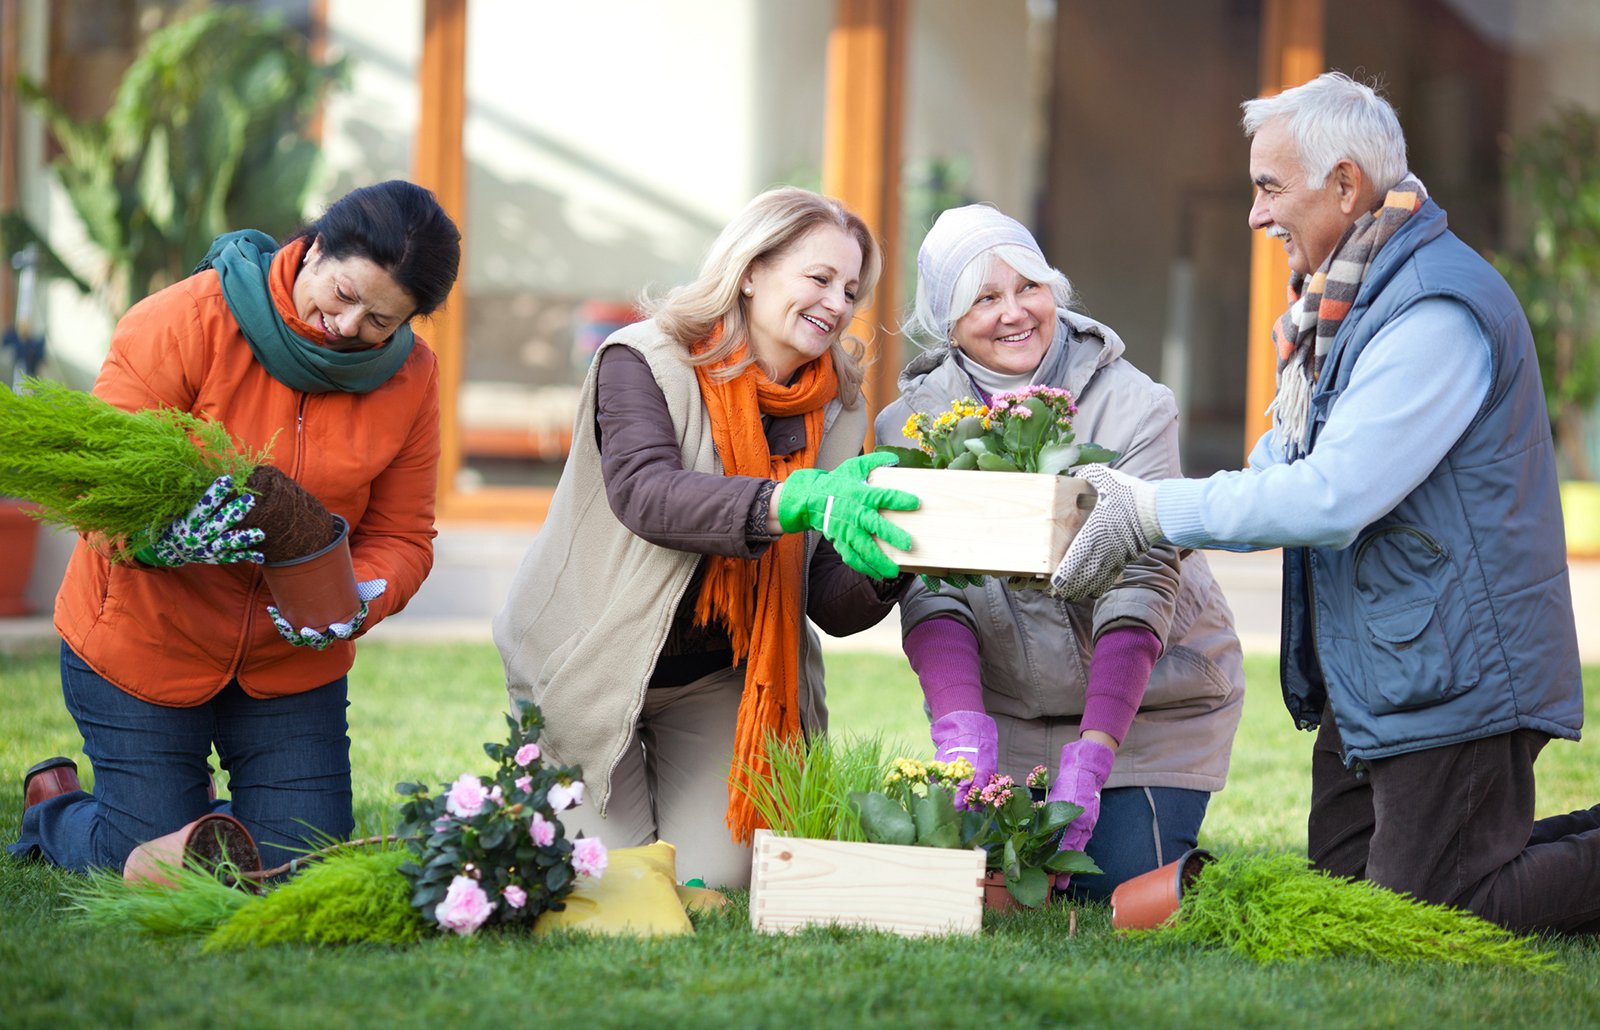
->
<box><xmin>1063</xmin><ymin>785</ymin><xmax>1211</xmax><ymax>902</ymax></box>
<box><xmin>9</xmin><ymin>643</ymin><xmax>353</xmax><ymax>872</ymax></box>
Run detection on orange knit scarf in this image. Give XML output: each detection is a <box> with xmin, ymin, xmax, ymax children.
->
<box><xmin>693</xmin><ymin>330</ymin><xmax>838</xmax><ymax>843</ymax></box>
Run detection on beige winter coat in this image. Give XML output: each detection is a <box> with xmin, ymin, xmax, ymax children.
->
<box><xmin>492</xmin><ymin>320</ymin><xmax>865</xmax><ymax>810</ymax></box>
<box><xmin>875</xmin><ymin>311</ymin><xmax>1244</xmax><ymax>790</ymax></box>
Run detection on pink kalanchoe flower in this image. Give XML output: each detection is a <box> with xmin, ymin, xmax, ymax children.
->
<box><xmin>435</xmin><ymin>874</ymin><xmax>496</xmax><ymax>935</ymax></box>
<box><xmin>502</xmin><ymin>884</ymin><xmax>527</xmax><ymax>910</ymax></box>
<box><xmin>514</xmin><ymin>743</ymin><xmax>541</xmax><ymax>767</ymax></box>
<box><xmin>445</xmin><ymin>773</ymin><xmax>490</xmax><ymax>818</ymax></box>
<box><xmin>515</xmin><ymin>775</ymin><xmax>533</xmax><ymax>793</ymax></box>
<box><xmin>547</xmin><ymin>780</ymin><xmax>585</xmax><ymax>812</ymax></box>
<box><xmin>572</xmin><ymin>836</ymin><xmax>609</xmax><ymax>878</ymax></box>
<box><xmin>529</xmin><ymin>811</ymin><xmax>556</xmax><ymax>847</ymax></box>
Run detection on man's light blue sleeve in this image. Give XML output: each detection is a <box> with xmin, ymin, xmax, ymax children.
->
<box><xmin>1155</xmin><ymin>297</ymin><xmax>1493</xmax><ymax>551</ymax></box>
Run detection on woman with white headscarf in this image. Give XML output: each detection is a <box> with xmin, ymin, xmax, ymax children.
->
<box><xmin>875</xmin><ymin>204</ymin><xmax>1246</xmax><ymax>900</ymax></box>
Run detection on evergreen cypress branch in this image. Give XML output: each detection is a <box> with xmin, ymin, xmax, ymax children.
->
<box><xmin>0</xmin><ymin>378</ymin><xmax>267</xmax><ymax>552</ymax></box>
<box><xmin>1131</xmin><ymin>851</ymin><xmax>1556</xmax><ymax>970</ymax></box>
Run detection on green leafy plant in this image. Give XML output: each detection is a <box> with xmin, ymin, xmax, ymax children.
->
<box><xmin>396</xmin><ymin>701</ymin><xmax>605</xmax><ymax>935</ymax></box>
<box><xmin>1130</xmin><ymin>851</ymin><xmax>1555</xmax><ymax>969</ymax></box>
<box><xmin>735</xmin><ymin>731</ymin><xmax>891</xmax><ymax>842</ymax></box>
<box><xmin>849</xmin><ymin>756</ymin><xmax>977</xmax><ymax>849</ymax></box>
<box><xmin>879</xmin><ymin>385</ymin><xmax>1118</xmax><ymax>474</ymax></box>
<box><xmin>962</xmin><ymin>770</ymin><xmax>1101</xmax><ymax>908</ymax></box>
<box><xmin>0</xmin><ymin>377</ymin><xmax>265</xmax><ymax>554</ymax></box>
<box><xmin>2</xmin><ymin>6</ymin><xmax>347</xmax><ymax>315</ymax></box>
<box><xmin>205</xmin><ymin>844</ymin><xmax>423</xmax><ymax>951</ymax></box>
<box><xmin>1494</xmin><ymin>107</ymin><xmax>1600</xmax><ymax>481</ymax></box>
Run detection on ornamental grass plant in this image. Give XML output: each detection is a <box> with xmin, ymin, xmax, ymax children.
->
<box><xmin>1129</xmin><ymin>851</ymin><xmax>1557</xmax><ymax>970</ymax></box>
<box><xmin>734</xmin><ymin>731</ymin><xmax>891</xmax><ymax>842</ymax></box>
<box><xmin>0</xmin><ymin>378</ymin><xmax>264</xmax><ymax>553</ymax></box>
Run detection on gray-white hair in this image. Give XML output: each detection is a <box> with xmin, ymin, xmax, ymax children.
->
<box><xmin>905</xmin><ymin>245</ymin><xmax>1073</xmax><ymax>349</ymax></box>
<box><xmin>1240</xmin><ymin>72</ymin><xmax>1408</xmax><ymax>193</ymax></box>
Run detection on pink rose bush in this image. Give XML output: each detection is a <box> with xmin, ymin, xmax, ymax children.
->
<box><xmin>435</xmin><ymin>875</ymin><xmax>496</xmax><ymax>935</ymax></box>
<box><xmin>397</xmin><ymin>702</ymin><xmax>605</xmax><ymax>935</ymax></box>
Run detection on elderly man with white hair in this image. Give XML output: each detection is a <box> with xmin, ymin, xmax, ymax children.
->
<box><xmin>1055</xmin><ymin>72</ymin><xmax>1597</xmax><ymax>933</ymax></box>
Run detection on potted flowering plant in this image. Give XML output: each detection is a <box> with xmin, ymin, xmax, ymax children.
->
<box><xmin>879</xmin><ymin>385</ymin><xmax>1118</xmax><ymax>474</ymax></box>
<box><xmin>865</xmin><ymin>387</ymin><xmax>1117</xmax><ymax>579</ymax></box>
<box><xmin>963</xmin><ymin>771</ymin><xmax>1101</xmax><ymax>910</ymax></box>
<box><xmin>395</xmin><ymin>701</ymin><xmax>608</xmax><ymax>935</ymax></box>
<box><xmin>848</xmin><ymin>757</ymin><xmax>976</xmax><ymax>848</ymax></box>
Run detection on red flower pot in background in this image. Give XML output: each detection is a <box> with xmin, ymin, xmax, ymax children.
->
<box><xmin>0</xmin><ymin>498</ymin><xmax>41</xmax><ymax>616</ymax></box>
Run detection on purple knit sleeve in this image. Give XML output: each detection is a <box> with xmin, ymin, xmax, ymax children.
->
<box><xmin>903</xmin><ymin>617</ymin><xmax>986</xmax><ymax>721</ymax></box>
<box><xmin>1080</xmin><ymin>625</ymin><xmax>1162</xmax><ymax>744</ymax></box>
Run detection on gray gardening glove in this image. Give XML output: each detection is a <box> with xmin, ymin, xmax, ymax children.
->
<box><xmin>1049</xmin><ymin>464</ymin><xmax>1161</xmax><ymax>602</ymax></box>
<box><xmin>136</xmin><ymin>474</ymin><xmax>265</xmax><ymax>567</ymax></box>
<box><xmin>269</xmin><ymin>578</ymin><xmax>387</xmax><ymax>650</ymax></box>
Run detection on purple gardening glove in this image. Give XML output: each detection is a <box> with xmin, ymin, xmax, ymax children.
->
<box><xmin>1047</xmin><ymin>737</ymin><xmax>1116</xmax><ymax>856</ymax></box>
<box><xmin>929</xmin><ymin>710</ymin><xmax>997</xmax><ymax>811</ymax></box>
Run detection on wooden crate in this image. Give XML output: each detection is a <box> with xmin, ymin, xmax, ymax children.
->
<box><xmin>866</xmin><ymin>467</ymin><xmax>1096</xmax><ymax>579</ymax></box>
<box><xmin>748</xmin><ymin>829</ymin><xmax>985</xmax><ymax>937</ymax></box>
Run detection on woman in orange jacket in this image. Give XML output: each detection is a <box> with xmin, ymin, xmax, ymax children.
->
<box><xmin>12</xmin><ymin>180</ymin><xmax>461</xmax><ymax>872</ymax></box>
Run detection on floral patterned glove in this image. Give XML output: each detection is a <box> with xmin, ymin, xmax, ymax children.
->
<box><xmin>929</xmin><ymin>710</ymin><xmax>998</xmax><ymax>811</ymax></box>
<box><xmin>137</xmin><ymin>475</ymin><xmax>265</xmax><ymax>567</ymax></box>
<box><xmin>269</xmin><ymin>578</ymin><xmax>387</xmax><ymax>650</ymax></box>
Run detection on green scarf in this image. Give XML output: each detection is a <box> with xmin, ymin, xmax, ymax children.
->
<box><xmin>195</xmin><ymin>230</ymin><xmax>416</xmax><ymax>395</ymax></box>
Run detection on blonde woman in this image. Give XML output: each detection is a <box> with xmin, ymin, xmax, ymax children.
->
<box><xmin>494</xmin><ymin>187</ymin><xmax>918</xmax><ymax>888</ymax></box>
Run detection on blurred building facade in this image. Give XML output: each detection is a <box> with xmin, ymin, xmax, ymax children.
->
<box><xmin>5</xmin><ymin>0</ymin><xmax>1600</xmax><ymax>558</ymax></box>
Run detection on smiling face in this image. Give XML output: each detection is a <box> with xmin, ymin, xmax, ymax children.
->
<box><xmin>1247</xmin><ymin>118</ymin><xmax>1365</xmax><ymax>278</ymax></box>
<box><xmin>742</xmin><ymin>225</ymin><xmax>863</xmax><ymax>382</ymax></box>
<box><xmin>949</xmin><ymin>257</ymin><xmax>1057</xmax><ymax>375</ymax></box>
<box><xmin>291</xmin><ymin>237</ymin><xmax>419</xmax><ymax>349</ymax></box>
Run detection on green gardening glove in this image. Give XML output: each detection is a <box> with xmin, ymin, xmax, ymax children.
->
<box><xmin>777</xmin><ymin>452</ymin><xmax>919</xmax><ymax>580</ymax></box>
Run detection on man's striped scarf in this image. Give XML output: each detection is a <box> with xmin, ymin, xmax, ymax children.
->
<box><xmin>1269</xmin><ymin>174</ymin><xmax>1428</xmax><ymax>459</ymax></box>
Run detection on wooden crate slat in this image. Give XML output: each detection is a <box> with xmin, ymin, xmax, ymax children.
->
<box><xmin>866</xmin><ymin>467</ymin><xmax>1096</xmax><ymax>578</ymax></box>
<box><xmin>749</xmin><ymin>830</ymin><xmax>985</xmax><ymax>937</ymax></box>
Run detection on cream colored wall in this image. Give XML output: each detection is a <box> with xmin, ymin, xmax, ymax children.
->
<box><xmin>322</xmin><ymin>0</ymin><xmax>834</xmax><ymax>299</ymax></box>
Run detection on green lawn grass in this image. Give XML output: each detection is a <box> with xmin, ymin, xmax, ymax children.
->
<box><xmin>3</xmin><ymin>641</ymin><xmax>1598</xmax><ymax>1028</ymax></box>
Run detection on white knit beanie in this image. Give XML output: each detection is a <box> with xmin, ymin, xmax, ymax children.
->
<box><xmin>917</xmin><ymin>204</ymin><xmax>1046</xmax><ymax>332</ymax></box>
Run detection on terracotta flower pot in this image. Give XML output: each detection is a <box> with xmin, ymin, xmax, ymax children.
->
<box><xmin>982</xmin><ymin>869</ymin><xmax>1056</xmax><ymax>913</ymax></box>
<box><xmin>261</xmin><ymin>513</ymin><xmax>360</xmax><ymax>630</ymax></box>
<box><xmin>1109</xmin><ymin>847</ymin><xmax>1212</xmax><ymax>930</ymax></box>
<box><xmin>0</xmin><ymin>498</ymin><xmax>41</xmax><ymax>616</ymax></box>
<box><xmin>123</xmin><ymin>812</ymin><xmax>262</xmax><ymax>887</ymax></box>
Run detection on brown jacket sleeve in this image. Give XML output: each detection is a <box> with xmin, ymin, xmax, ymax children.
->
<box><xmin>596</xmin><ymin>345</ymin><xmax>772</xmax><ymax>559</ymax></box>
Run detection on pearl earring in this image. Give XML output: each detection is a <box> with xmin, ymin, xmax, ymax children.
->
<box><xmin>742</xmin><ymin>286</ymin><xmax>754</xmax><ymax>297</ymax></box>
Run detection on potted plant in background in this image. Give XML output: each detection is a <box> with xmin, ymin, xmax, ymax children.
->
<box><xmin>0</xmin><ymin>6</ymin><xmax>347</xmax><ymax>318</ymax></box>
<box><xmin>0</xmin><ymin>245</ymin><xmax>49</xmax><ymax>615</ymax></box>
<box><xmin>868</xmin><ymin>386</ymin><xmax>1118</xmax><ymax>580</ymax></box>
<box><xmin>1493</xmin><ymin>107</ymin><xmax>1600</xmax><ymax>556</ymax></box>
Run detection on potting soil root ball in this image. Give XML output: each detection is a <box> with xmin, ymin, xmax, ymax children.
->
<box><xmin>238</xmin><ymin>465</ymin><xmax>339</xmax><ymax>562</ymax></box>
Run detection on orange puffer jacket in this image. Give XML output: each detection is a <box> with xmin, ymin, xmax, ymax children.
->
<box><xmin>54</xmin><ymin>237</ymin><xmax>440</xmax><ymax>706</ymax></box>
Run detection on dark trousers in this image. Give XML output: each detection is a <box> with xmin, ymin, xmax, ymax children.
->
<box><xmin>1309</xmin><ymin>703</ymin><xmax>1600</xmax><ymax>934</ymax></box>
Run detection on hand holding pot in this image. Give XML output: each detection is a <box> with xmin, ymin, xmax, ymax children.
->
<box><xmin>139</xmin><ymin>474</ymin><xmax>266</xmax><ymax>566</ymax></box>
<box><xmin>929</xmin><ymin>710</ymin><xmax>998</xmax><ymax>810</ymax></box>
<box><xmin>269</xmin><ymin>577</ymin><xmax>386</xmax><ymax>650</ymax></box>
